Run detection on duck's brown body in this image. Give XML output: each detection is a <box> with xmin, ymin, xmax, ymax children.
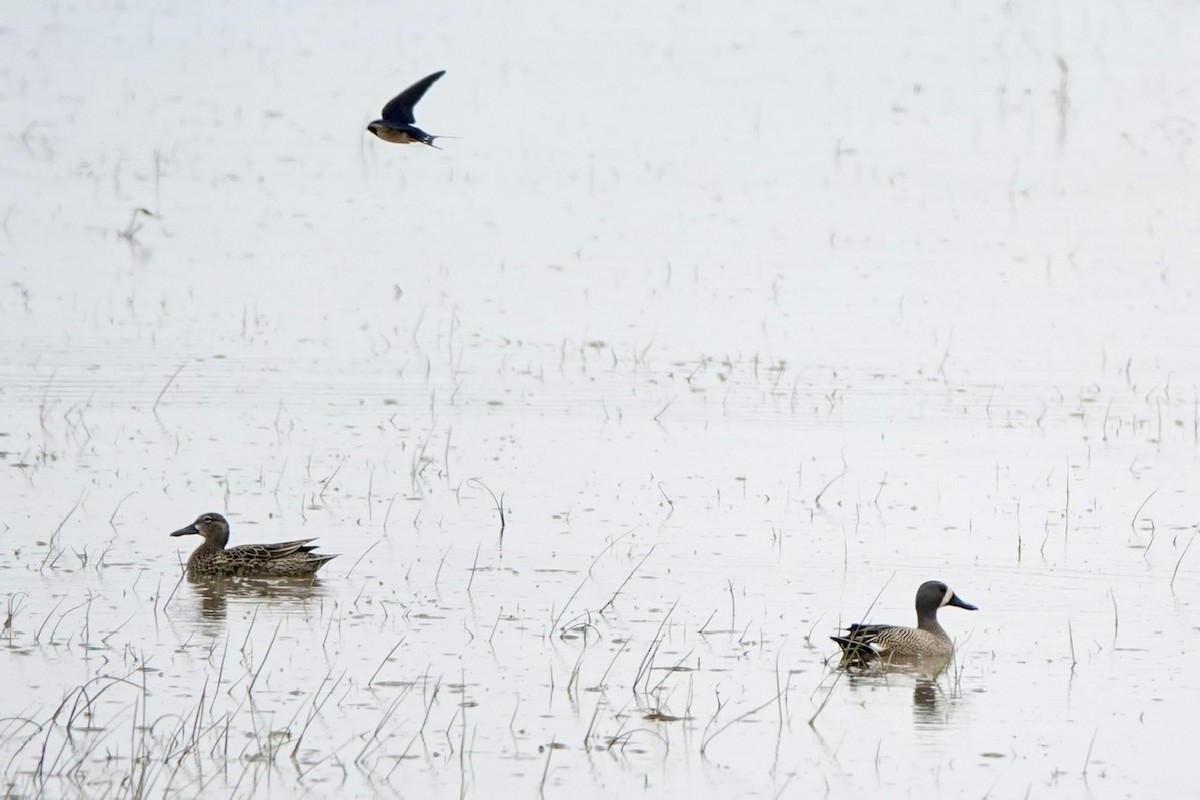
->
<box><xmin>170</xmin><ymin>513</ymin><xmax>337</xmax><ymax>578</ymax></box>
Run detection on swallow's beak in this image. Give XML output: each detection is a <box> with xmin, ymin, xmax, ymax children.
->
<box><xmin>170</xmin><ymin>523</ymin><xmax>200</xmax><ymax>538</ymax></box>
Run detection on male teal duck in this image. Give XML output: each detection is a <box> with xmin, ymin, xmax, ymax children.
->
<box><xmin>169</xmin><ymin>512</ymin><xmax>337</xmax><ymax>577</ymax></box>
<box><xmin>832</xmin><ymin>580</ymin><xmax>977</xmax><ymax>668</ymax></box>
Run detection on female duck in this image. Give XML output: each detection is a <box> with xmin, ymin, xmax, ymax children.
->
<box><xmin>169</xmin><ymin>512</ymin><xmax>337</xmax><ymax>578</ymax></box>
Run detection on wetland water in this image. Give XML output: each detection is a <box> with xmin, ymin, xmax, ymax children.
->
<box><xmin>3</xmin><ymin>1</ymin><xmax>1200</xmax><ymax>797</ymax></box>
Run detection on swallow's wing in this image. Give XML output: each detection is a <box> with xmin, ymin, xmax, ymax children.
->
<box><xmin>380</xmin><ymin>70</ymin><xmax>446</xmax><ymax>124</ymax></box>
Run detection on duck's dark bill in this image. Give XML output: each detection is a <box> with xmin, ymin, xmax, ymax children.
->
<box><xmin>170</xmin><ymin>524</ymin><xmax>200</xmax><ymax>537</ymax></box>
<box><xmin>948</xmin><ymin>594</ymin><xmax>977</xmax><ymax>611</ymax></box>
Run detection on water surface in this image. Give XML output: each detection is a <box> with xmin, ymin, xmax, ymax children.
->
<box><xmin>2</xmin><ymin>1</ymin><xmax>1199</xmax><ymax>797</ymax></box>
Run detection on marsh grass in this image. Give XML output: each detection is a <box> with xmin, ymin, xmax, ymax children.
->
<box><xmin>3</xmin><ymin>593</ymin><xmax>26</xmax><ymax>638</ymax></box>
<box><xmin>1170</xmin><ymin>532</ymin><xmax>1196</xmax><ymax>590</ymax></box>
<box><xmin>467</xmin><ymin>479</ymin><xmax>506</xmax><ymax>540</ymax></box>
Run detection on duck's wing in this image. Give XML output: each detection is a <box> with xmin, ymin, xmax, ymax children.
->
<box><xmin>843</xmin><ymin>623</ymin><xmax>892</xmax><ymax>641</ymax></box>
<box><xmin>226</xmin><ymin>539</ymin><xmax>321</xmax><ymax>560</ymax></box>
<box><xmin>830</xmin><ymin>623</ymin><xmax>895</xmax><ymax>657</ymax></box>
<box><xmin>381</xmin><ymin>70</ymin><xmax>446</xmax><ymax>124</ymax></box>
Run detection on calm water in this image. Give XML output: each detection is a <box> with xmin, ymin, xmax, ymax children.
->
<box><xmin>3</xmin><ymin>1</ymin><xmax>1200</xmax><ymax>797</ymax></box>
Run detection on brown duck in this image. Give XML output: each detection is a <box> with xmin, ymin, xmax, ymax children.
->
<box><xmin>169</xmin><ymin>512</ymin><xmax>337</xmax><ymax>577</ymax></box>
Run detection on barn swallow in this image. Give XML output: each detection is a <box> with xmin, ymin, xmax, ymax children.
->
<box><xmin>367</xmin><ymin>70</ymin><xmax>447</xmax><ymax>148</ymax></box>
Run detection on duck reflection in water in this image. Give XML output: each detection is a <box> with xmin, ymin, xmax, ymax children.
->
<box><xmin>183</xmin><ymin>574</ymin><xmax>333</xmax><ymax>623</ymax></box>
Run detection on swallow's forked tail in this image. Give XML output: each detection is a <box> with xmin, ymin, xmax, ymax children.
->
<box><xmin>424</xmin><ymin>134</ymin><xmax>461</xmax><ymax>149</ymax></box>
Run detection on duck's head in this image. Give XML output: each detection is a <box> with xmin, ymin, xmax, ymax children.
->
<box><xmin>917</xmin><ymin>580</ymin><xmax>977</xmax><ymax>613</ymax></box>
<box><xmin>170</xmin><ymin>512</ymin><xmax>230</xmax><ymax>548</ymax></box>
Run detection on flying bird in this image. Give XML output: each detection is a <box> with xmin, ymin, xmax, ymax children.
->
<box><xmin>367</xmin><ymin>70</ymin><xmax>448</xmax><ymax>148</ymax></box>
